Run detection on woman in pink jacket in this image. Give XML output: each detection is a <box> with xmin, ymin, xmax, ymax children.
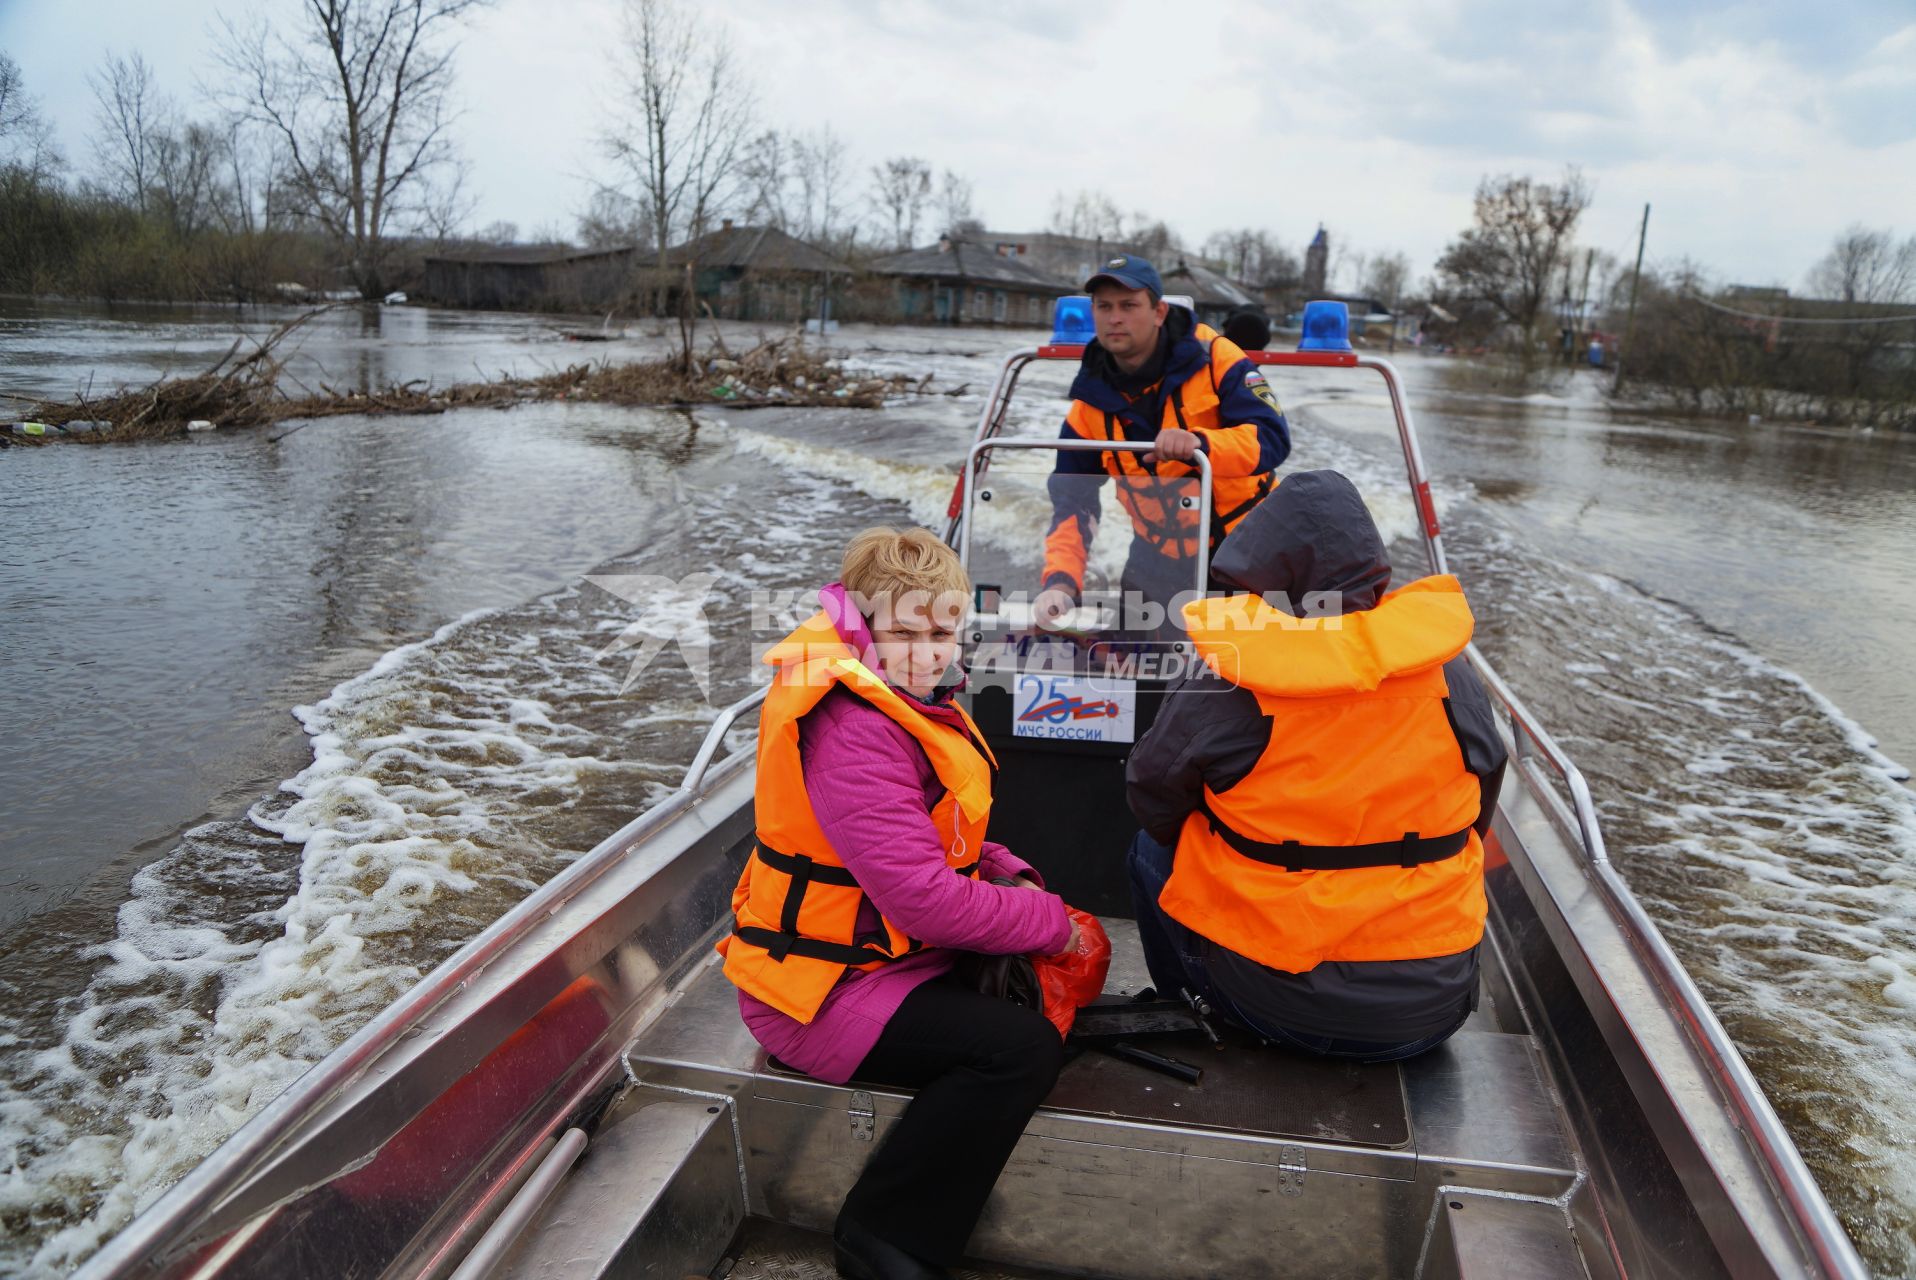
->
<box><xmin>727</xmin><ymin>527</ymin><xmax>1074</xmax><ymax>1280</ymax></box>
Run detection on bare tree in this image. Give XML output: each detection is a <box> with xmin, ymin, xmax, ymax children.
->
<box><xmin>576</xmin><ymin>186</ymin><xmax>653</xmax><ymax>250</ymax></box>
<box><xmin>738</xmin><ymin>129</ymin><xmax>790</xmax><ymax>231</ymax></box>
<box><xmin>215</xmin><ymin>0</ymin><xmax>489</xmax><ymax>297</ymax></box>
<box><xmin>1262</xmin><ymin>244</ymin><xmax>1302</xmax><ymax>292</ymax></box>
<box><xmin>89</xmin><ymin>51</ymin><xmax>163</xmax><ymax>213</ymax></box>
<box><xmin>1048</xmin><ymin>188</ymin><xmax>1123</xmax><ymax>241</ymax></box>
<box><xmin>1808</xmin><ymin>225</ymin><xmax>1916</xmax><ymax>304</ymax></box>
<box><xmin>793</xmin><ymin>126</ymin><xmax>849</xmax><ymax>246</ymax></box>
<box><xmin>729</xmin><ymin>124</ymin><xmax>855</xmax><ymax>248</ymax></box>
<box><xmin>1329</xmin><ymin>237</ymin><xmax>1357</xmax><ymax>296</ymax></box>
<box><xmin>1361</xmin><ymin>250</ymin><xmax>1412</xmax><ymax>304</ymax></box>
<box><xmin>1203</xmin><ymin>228</ymin><xmax>1300</xmax><ymax>294</ymax></box>
<box><xmin>871</xmin><ymin>156</ymin><xmax>932</xmax><ymax>249</ymax></box>
<box><xmin>935</xmin><ymin>168</ymin><xmax>974</xmax><ymax>237</ymax></box>
<box><xmin>89</xmin><ymin>53</ymin><xmax>247</xmax><ymax>241</ymax></box>
<box><xmin>1124</xmin><ymin>215</ymin><xmax>1178</xmax><ymax>261</ymax></box>
<box><xmin>150</xmin><ymin>120</ymin><xmax>226</xmax><ymax>238</ymax></box>
<box><xmin>212</xmin><ymin>118</ymin><xmax>266</xmax><ymax>236</ymax></box>
<box><xmin>1434</xmin><ymin>168</ymin><xmax>1593</xmax><ymax>369</ymax></box>
<box><xmin>1203</xmin><ymin>228</ymin><xmax>1258</xmax><ymax>281</ymax></box>
<box><xmin>601</xmin><ymin>0</ymin><xmax>755</xmax><ymax>283</ymax></box>
<box><xmin>0</xmin><ymin>52</ymin><xmax>63</xmax><ymax>179</ymax></box>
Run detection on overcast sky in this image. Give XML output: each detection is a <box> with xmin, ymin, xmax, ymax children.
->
<box><xmin>4</xmin><ymin>0</ymin><xmax>1913</xmax><ymax>291</ymax></box>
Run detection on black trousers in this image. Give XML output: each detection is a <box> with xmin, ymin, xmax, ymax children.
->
<box><xmin>838</xmin><ymin>975</ymin><xmax>1065</xmax><ymax>1267</ymax></box>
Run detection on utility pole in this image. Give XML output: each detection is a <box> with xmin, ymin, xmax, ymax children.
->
<box><xmin>1574</xmin><ymin>248</ymin><xmax>1594</xmax><ymax>369</ymax></box>
<box><xmin>1613</xmin><ymin>203</ymin><xmax>1650</xmax><ymax>393</ymax></box>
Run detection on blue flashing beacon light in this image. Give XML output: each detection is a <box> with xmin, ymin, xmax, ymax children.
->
<box><xmin>1297</xmin><ymin>299</ymin><xmax>1352</xmax><ymax>353</ymax></box>
<box><xmin>1051</xmin><ymin>295</ymin><xmax>1094</xmax><ymax>345</ymax></box>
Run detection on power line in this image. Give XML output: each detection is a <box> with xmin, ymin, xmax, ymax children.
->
<box><xmin>1680</xmin><ymin>291</ymin><xmax>1916</xmax><ymax>326</ymax></box>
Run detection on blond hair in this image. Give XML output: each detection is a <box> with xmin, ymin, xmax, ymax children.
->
<box><xmin>841</xmin><ymin>526</ymin><xmax>970</xmax><ymax>624</ymax></box>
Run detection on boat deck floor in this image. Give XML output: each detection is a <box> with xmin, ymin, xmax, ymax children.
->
<box><xmin>719</xmin><ymin>1216</ymin><xmax>1068</xmax><ymax>1279</ymax></box>
<box><xmin>1047</xmin><ymin>919</ymin><xmax>1454</xmax><ymax>1145</ymax></box>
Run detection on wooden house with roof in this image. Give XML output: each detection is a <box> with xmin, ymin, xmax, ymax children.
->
<box><xmin>1160</xmin><ymin>259</ymin><xmax>1263</xmax><ymax>329</ymax></box>
<box><xmin>420</xmin><ymin>243</ymin><xmax>638</xmax><ymax>311</ymax></box>
<box><xmin>657</xmin><ymin>222</ymin><xmax>853</xmax><ymax>322</ymax></box>
<box><xmin>867</xmin><ymin>237</ymin><xmax>1072</xmax><ymax>327</ymax></box>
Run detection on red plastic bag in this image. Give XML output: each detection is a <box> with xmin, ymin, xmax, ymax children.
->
<box><xmin>1031</xmin><ymin>906</ymin><xmax>1111</xmax><ymax>1038</ymax></box>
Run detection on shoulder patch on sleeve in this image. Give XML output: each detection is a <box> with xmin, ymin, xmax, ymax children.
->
<box><xmin>1249</xmin><ymin>379</ymin><xmax>1281</xmax><ymax>412</ymax></box>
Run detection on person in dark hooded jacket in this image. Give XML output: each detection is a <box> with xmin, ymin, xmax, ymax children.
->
<box><xmin>1124</xmin><ymin>470</ymin><xmax>1507</xmax><ymax>1060</ymax></box>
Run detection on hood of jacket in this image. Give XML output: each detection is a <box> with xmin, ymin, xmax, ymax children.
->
<box><xmin>1182</xmin><ymin>576</ymin><xmax>1473</xmax><ymax>697</ymax></box>
<box><xmin>1209</xmin><ymin>469</ymin><xmax>1393</xmax><ymax>614</ymax></box>
<box><xmin>1182</xmin><ymin>470</ymin><xmax>1471</xmax><ymax>696</ymax></box>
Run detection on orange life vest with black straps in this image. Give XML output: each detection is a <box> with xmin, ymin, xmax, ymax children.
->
<box><xmin>1062</xmin><ymin>325</ymin><xmax>1277</xmax><ymax>564</ymax></box>
<box><xmin>717</xmin><ymin>611</ymin><xmax>997</xmax><ymax>1024</ymax></box>
<box><xmin>1159</xmin><ymin>576</ymin><xmax>1488</xmax><ymax>974</ymax></box>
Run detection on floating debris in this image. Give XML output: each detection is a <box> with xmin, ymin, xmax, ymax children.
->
<box><xmin>6</xmin><ymin>316</ymin><xmax>930</xmax><ymax>447</ymax></box>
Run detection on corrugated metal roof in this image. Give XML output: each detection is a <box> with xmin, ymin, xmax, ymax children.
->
<box><xmin>662</xmin><ymin>225</ymin><xmax>852</xmax><ymax>273</ymax></box>
<box><xmin>868</xmin><ymin>239</ymin><xmax>1073</xmax><ymax>290</ymax></box>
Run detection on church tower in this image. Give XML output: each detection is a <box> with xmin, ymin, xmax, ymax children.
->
<box><xmin>1303</xmin><ymin>224</ymin><xmax>1328</xmax><ymax>298</ymax></box>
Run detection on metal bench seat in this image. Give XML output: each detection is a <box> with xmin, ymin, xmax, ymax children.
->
<box><xmin>521</xmin><ymin>928</ymin><xmax>1592</xmax><ymax>1280</ymax></box>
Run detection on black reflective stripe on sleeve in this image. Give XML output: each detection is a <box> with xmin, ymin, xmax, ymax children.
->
<box><xmin>1199</xmin><ymin>800</ymin><xmax>1470</xmax><ymax>871</ymax></box>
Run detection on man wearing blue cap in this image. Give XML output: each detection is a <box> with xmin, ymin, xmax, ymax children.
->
<box><xmin>1033</xmin><ymin>255</ymin><xmax>1291</xmax><ymax>629</ymax></box>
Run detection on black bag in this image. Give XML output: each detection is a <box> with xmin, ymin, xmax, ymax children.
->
<box><xmin>950</xmin><ymin>948</ymin><xmax>1043</xmax><ymax>1010</ymax></box>
<box><xmin>950</xmin><ymin>877</ymin><xmax>1044</xmax><ymax>1011</ymax></box>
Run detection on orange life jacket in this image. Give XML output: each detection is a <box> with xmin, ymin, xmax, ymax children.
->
<box><xmin>718</xmin><ymin>611</ymin><xmax>997</xmax><ymax>1023</ymax></box>
<box><xmin>1062</xmin><ymin>326</ymin><xmax>1277</xmax><ymax>564</ymax></box>
<box><xmin>1158</xmin><ymin>576</ymin><xmax>1488</xmax><ymax>974</ymax></box>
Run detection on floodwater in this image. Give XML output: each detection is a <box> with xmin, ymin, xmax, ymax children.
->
<box><xmin>1</xmin><ymin>304</ymin><xmax>1913</xmax><ymax>1276</ymax></box>
<box><xmin>0</xmin><ymin>295</ymin><xmax>662</xmax><ymax>405</ymax></box>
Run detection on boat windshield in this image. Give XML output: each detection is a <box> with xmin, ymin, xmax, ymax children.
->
<box><xmin>958</xmin><ymin>442</ymin><xmax>1210</xmax><ymax>642</ymax></box>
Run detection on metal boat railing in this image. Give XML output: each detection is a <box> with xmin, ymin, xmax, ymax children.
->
<box><xmin>680</xmin><ymin>685</ymin><xmax>769</xmax><ymax>794</ymax></box>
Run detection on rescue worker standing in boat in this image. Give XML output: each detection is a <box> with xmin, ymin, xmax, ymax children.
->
<box><xmin>1124</xmin><ymin>471</ymin><xmax>1508</xmax><ymax>1060</ymax></box>
<box><xmin>1032</xmin><ymin>255</ymin><xmax>1290</xmax><ymax>629</ymax></box>
<box><xmin>721</xmin><ymin>526</ymin><xmax>1076</xmax><ymax>1280</ymax></box>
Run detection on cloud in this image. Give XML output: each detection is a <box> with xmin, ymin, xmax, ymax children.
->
<box><xmin>2</xmin><ymin>0</ymin><xmax>1911</xmax><ymax>290</ymax></box>
<box><xmin>1217</xmin><ymin>0</ymin><xmax>1916</xmax><ymax>285</ymax></box>
<box><xmin>1829</xmin><ymin>22</ymin><xmax>1916</xmax><ymax>148</ymax></box>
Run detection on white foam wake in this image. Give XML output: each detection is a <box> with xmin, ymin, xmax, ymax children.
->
<box><xmin>0</xmin><ymin>606</ymin><xmax>653</xmax><ymax>1275</ymax></box>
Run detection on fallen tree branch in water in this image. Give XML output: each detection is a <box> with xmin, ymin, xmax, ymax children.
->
<box><xmin>7</xmin><ymin>320</ymin><xmax>932</xmax><ymax>446</ymax></box>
